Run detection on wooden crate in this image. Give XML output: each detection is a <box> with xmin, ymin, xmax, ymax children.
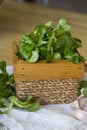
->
<box><xmin>11</xmin><ymin>40</ymin><xmax>84</xmax><ymax>104</ymax></box>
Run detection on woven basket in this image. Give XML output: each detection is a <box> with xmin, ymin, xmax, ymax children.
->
<box><xmin>11</xmin><ymin>40</ymin><xmax>84</xmax><ymax>104</ymax></box>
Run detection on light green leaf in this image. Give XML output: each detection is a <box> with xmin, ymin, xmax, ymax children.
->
<box><xmin>58</xmin><ymin>18</ymin><xmax>67</xmax><ymax>26</ymax></box>
<box><xmin>45</xmin><ymin>21</ymin><xmax>52</xmax><ymax>27</ymax></box>
<box><xmin>63</xmin><ymin>24</ymin><xmax>71</xmax><ymax>32</ymax></box>
<box><xmin>27</xmin><ymin>51</ymin><xmax>39</xmax><ymax>63</ymax></box>
<box><xmin>53</xmin><ymin>52</ymin><xmax>62</xmax><ymax>60</ymax></box>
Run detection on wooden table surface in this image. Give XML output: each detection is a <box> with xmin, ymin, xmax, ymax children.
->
<box><xmin>0</xmin><ymin>0</ymin><xmax>87</xmax><ymax>71</ymax></box>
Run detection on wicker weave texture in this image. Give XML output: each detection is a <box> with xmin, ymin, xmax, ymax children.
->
<box><xmin>16</xmin><ymin>78</ymin><xmax>78</xmax><ymax>104</ymax></box>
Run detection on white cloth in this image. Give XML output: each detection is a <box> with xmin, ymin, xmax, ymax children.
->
<box><xmin>0</xmin><ymin>114</ymin><xmax>23</xmax><ymax>130</ymax></box>
<box><xmin>0</xmin><ymin>66</ymin><xmax>87</xmax><ymax>130</ymax></box>
<box><xmin>8</xmin><ymin>104</ymin><xmax>87</xmax><ymax>130</ymax></box>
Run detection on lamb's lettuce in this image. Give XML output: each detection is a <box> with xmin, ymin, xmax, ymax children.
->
<box><xmin>0</xmin><ymin>61</ymin><xmax>15</xmax><ymax>98</ymax></box>
<box><xmin>79</xmin><ymin>80</ymin><xmax>87</xmax><ymax>97</ymax></box>
<box><xmin>0</xmin><ymin>61</ymin><xmax>40</xmax><ymax>114</ymax></box>
<box><xmin>17</xmin><ymin>18</ymin><xmax>85</xmax><ymax>64</ymax></box>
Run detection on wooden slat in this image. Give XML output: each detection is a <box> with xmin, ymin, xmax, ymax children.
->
<box><xmin>11</xmin><ymin>40</ymin><xmax>19</xmax><ymax>64</ymax></box>
<box><xmin>13</xmin><ymin>60</ymin><xmax>84</xmax><ymax>81</ymax></box>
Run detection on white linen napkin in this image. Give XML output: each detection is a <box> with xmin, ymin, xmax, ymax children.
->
<box><xmin>0</xmin><ymin>114</ymin><xmax>23</xmax><ymax>130</ymax></box>
<box><xmin>7</xmin><ymin>104</ymin><xmax>87</xmax><ymax>130</ymax></box>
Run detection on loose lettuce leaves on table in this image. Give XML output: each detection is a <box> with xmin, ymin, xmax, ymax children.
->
<box><xmin>0</xmin><ymin>61</ymin><xmax>15</xmax><ymax>98</ymax></box>
<box><xmin>0</xmin><ymin>96</ymin><xmax>40</xmax><ymax>114</ymax></box>
<box><xmin>0</xmin><ymin>61</ymin><xmax>40</xmax><ymax>114</ymax></box>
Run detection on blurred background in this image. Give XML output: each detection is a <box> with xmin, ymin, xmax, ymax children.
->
<box><xmin>1</xmin><ymin>0</ymin><xmax>87</xmax><ymax>14</ymax></box>
<box><xmin>20</xmin><ymin>0</ymin><xmax>87</xmax><ymax>14</ymax></box>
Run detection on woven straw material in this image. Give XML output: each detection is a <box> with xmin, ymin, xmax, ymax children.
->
<box><xmin>16</xmin><ymin>78</ymin><xmax>78</xmax><ymax>104</ymax></box>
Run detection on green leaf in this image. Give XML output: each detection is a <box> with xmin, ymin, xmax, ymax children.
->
<box><xmin>72</xmin><ymin>37</ymin><xmax>82</xmax><ymax>49</ymax></box>
<box><xmin>39</xmin><ymin>46</ymin><xmax>47</xmax><ymax>59</ymax></box>
<box><xmin>47</xmin><ymin>40</ymin><xmax>53</xmax><ymax>52</ymax></box>
<box><xmin>26</xmin><ymin>101</ymin><xmax>40</xmax><ymax>112</ymax></box>
<box><xmin>58</xmin><ymin>18</ymin><xmax>67</xmax><ymax>26</ymax></box>
<box><xmin>22</xmin><ymin>34</ymin><xmax>33</xmax><ymax>44</ymax></box>
<box><xmin>37</xmin><ymin>37</ymin><xmax>47</xmax><ymax>47</ymax></box>
<box><xmin>65</xmin><ymin>52</ymin><xmax>79</xmax><ymax>64</ymax></box>
<box><xmin>0</xmin><ymin>61</ymin><xmax>6</xmax><ymax>73</ymax></box>
<box><xmin>83</xmin><ymin>87</ymin><xmax>87</xmax><ymax>97</ymax></box>
<box><xmin>79</xmin><ymin>80</ymin><xmax>87</xmax><ymax>96</ymax></box>
<box><xmin>1</xmin><ymin>89</ymin><xmax>15</xmax><ymax>98</ymax></box>
<box><xmin>7</xmin><ymin>74</ymin><xmax>15</xmax><ymax>85</ymax></box>
<box><xmin>63</xmin><ymin>32</ymin><xmax>72</xmax><ymax>47</ymax></box>
<box><xmin>34</xmin><ymin>24</ymin><xmax>47</xmax><ymax>35</ymax></box>
<box><xmin>45</xmin><ymin>21</ymin><xmax>52</xmax><ymax>27</ymax></box>
<box><xmin>55</xmin><ymin>18</ymin><xmax>71</xmax><ymax>32</ymax></box>
<box><xmin>17</xmin><ymin>19</ymin><xmax>85</xmax><ymax>64</ymax></box>
<box><xmin>0</xmin><ymin>61</ymin><xmax>15</xmax><ymax>99</ymax></box>
<box><xmin>54</xmin><ymin>35</ymin><xmax>65</xmax><ymax>49</ymax></box>
<box><xmin>63</xmin><ymin>24</ymin><xmax>71</xmax><ymax>32</ymax></box>
<box><xmin>79</xmin><ymin>55</ymin><xmax>85</xmax><ymax>62</ymax></box>
<box><xmin>53</xmin><ymin>52</ymin><xmax>62</xmax><ymax>60</ymax></box>
<box><xmin>27</xmin><ymin>51</ymin><xmax>39</xmax><ymax>63</ymax></box>
<box><xmin>0</xmin><ymin>98</ymin><xmax>6</xmax><ymax>108</ymax></box>
<box><xmin>45</xmin><ymin>53</ymin><xmax>53</xmax><ymax>63</ymax></box>
<box><xmin>19</xmin><ymin>42</ymin><xmax>34</xmax><ymax>59</ymax></box>
<box><xmin>0</xmin><ymin>101</ymin><xmax>13</xmax><ymax>114</ymax></box>
<box><xmin>0</xmin><ymin>73</ymin><xmax>8</xmax><ymax>90</ymax></box>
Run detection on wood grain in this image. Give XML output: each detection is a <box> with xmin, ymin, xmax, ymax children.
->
<box><xmin>14</xmin><ymin>61</ymin><xmax>84</xmax><ymax>81</ymax></box>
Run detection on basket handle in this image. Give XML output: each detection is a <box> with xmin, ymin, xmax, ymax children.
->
<box><xmin>11</xmin><ymin>40</ymin><xmax>19</xmax><ymax>64</ymax></box>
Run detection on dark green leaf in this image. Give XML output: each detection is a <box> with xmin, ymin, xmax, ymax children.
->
<box><xmin>0</xmin><ymin>73</ymin><xmax>8</xmax><ymax>90</ymax></box>
<box><xmin>72</xmin><ymin>37</ymin><xmax>82</xmax><ymax>49</ymax></box>
<box><xmin>79</xmin><ymin>55</ymin><xmax>85</xmax><ymax>62</ymax></box>
<box><xmin>7</xmin><ymin>74</ymin><xmax>15</xmax><ymax>84</ymax></box>
<box><xmin>54</xmin><ymin>35</ymin><xmax>65</xmax><ymax>49</ymax></box>
<box><xmin>45</xmin><ymin>54</ymin><xmax>53</xmax><ymax>63</ymax></box>
<box><xmin>65</xmin><ymin>52</ymin><xmax>79</xmax><ymax>64</ymax></box>
<box><xmin>1</xmin><ymin>89</ymin><xmax>15</xmax><ymax>98</ymax></box>
<box><xmin>0</xmin><ymin>61</ymin><xmax>6</xmax><ymax>73</ymax></box>
<box><xmin>79</xmin><ymin>80</ymin><xmax>87</xmax><ymax>96</ymax></box>
<box><xmin>39</xmin><ymin>46</ymin><xmax>47</xmax><ymax>59</ymax></box>
<box><xmin>26</xmin><ymin>101</ymin><xmax>40</xmax><ymax>112</ymax></box>
<box><xmin>0</xmin><ymin>97</ymin><xmax>6</xmax><ymax>108</ymax></box>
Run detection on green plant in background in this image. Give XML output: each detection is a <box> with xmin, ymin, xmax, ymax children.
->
<box><xmin>16</xmin><ymin>18</ymin><xmax>85</xmax><ymax>64</ymax></box>
<box><xmin>0</xmin><ymin>61</ymin><xmax>40</xmax><ymax>114</ymax></box>
<box><xmin>78</xmin><ymin>80</ymin><xmax>87</xmax><ymax>97</ymax></box>
<box><xmin>0</xmin><ymin>61</ymin><xmax>15</xmax><ymax>98</ymax></box>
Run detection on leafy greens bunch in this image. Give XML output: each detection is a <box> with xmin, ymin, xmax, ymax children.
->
<box><xmin>0</xmin><ymin>61</ymin><xmax>15</xmax><ymax>98</ymax></box>
<box><xmin>0</xmin><ymin>61</ymin><xmax>39</xmax><ymax>114</ymax></box>
<box><xmin>17</xmin><ymin>18</ymin><xmax>85</xmax><ymax>64</ymax></box>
